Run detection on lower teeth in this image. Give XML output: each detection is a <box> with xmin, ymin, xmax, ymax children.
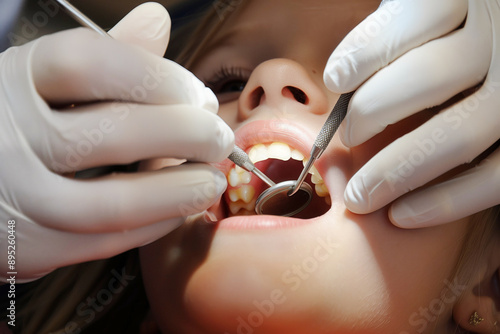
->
<box><xmin>228</xmin><ymin>199</ymin><xmax>257</xmax><ymax>215</ymax></box>
<box><xmin>228</xmin><ymin>185</ymin><xmax>255</xmax><ymax>204</ymax></box>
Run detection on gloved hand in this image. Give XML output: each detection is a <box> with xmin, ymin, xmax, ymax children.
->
<box><xmin>324</xmin><ymin>0</ymin><xmax>500</xmax><ymax>228</ymax></box>
<box><xmin>0</xmin><ymin>3</ymin><xmax>234</xmax><ymax>282</ymax></box>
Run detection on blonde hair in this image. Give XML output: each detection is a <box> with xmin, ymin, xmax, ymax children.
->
<box><xmin>174</xmin><ymin>0</ymin><xmax>250</xmax><ymax>68</ymax></box>
<box><xmin>454</xmin><ymin>206</ymin><xmax>500</xmax><ymax>289</ymax></box>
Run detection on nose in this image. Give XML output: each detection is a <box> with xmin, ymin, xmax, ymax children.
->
<box><xmin>238</xmin><ymin>58</ymin><xmax>329</xmax><ymax>121</ymax></box>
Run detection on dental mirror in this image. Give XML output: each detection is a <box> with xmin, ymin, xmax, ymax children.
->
<box><xmin>255</xmin><ymin>180</ymin><xmax>313</xmax><ymax>216</ymax></box>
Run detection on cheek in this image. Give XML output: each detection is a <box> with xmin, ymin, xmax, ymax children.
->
<box><xmin>218</xmin><ymin>101</ymin><xmax>240</xmax><ymax>130</ymax></box>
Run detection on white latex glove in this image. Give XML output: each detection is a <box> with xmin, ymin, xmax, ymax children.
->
<box><xmin>324</xmin><ymin>0</ymin><xmax>500</xmax><ymax>228</ymax></box>
<box><xmin>0</xmin><ymin>3</ymin><xmax>234</xmax><ymax>282</ymax></box>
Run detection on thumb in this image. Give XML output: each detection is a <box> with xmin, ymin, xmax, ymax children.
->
<box><xmin>108</xmin><ymin>2</ymin><xmax>171</xmax><ymax>56</ymax></box>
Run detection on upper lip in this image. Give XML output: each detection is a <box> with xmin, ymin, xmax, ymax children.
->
<box><xmin>213</xmin><ymin>119</ymin><xmax>318</xmax><ymax>175</ymax></box>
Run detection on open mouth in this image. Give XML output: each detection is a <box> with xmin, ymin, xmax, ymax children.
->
<box><xmin>224</xmin><ymin>142</ymin><xmax>331</xmax><ymax>219</ymax></box>
<box><xmin>215</xmin><ymin>120</ymin><xmax>332</xmax><ymax>223</ymax></box>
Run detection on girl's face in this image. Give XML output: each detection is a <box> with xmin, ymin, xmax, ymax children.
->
<box><xmin>140</xmin><ymin>1</ymin><xmax>470</xmax><ymax>333</ymax></box>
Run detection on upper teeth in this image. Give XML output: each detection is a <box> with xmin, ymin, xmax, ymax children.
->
<box><xmin>226</xmin><ymin>142</ymin><xmax>331</xmax><ymax>216</ymax></box>
<box><xmin>248</xmin><ymin>143</ymin><xmax>304</xmax><ymax>163</ymax></box>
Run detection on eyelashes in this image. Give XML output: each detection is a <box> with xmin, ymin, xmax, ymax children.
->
<box><xmin>204</xmin><ymin>65</ymin><xmax>251</xmax><ymax>102</ymax></box>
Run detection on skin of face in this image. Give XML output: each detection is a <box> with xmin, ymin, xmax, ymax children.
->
<box><xmin>139</xmin><ymin>1</ymin><xmax>471</xmax><ymax>333</ymax></box>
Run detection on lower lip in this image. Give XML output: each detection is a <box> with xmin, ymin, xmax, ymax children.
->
<box><xmin>217</xmin><ymin>214</ymin><xmax>324</xmax><ymax>230</ymax></box>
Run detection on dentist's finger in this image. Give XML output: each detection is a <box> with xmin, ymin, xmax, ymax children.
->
<box><xmin>389</xmin><ymin>146</ymin><xmax>500</xmax><ymax>228</ymax></box>
<box><xmin>324</xmin><ymin>0</ymin><xmax>468</xmax><ymax>93</ymax></box>
<box><xmin>14</xmin><ymin>215</ymin><xmax>186</xmax><ymax>282</ymax></box>
<box><xmin>22</xmin><ymin>163</ymin><xmax>227</xmax><ymax>233</ymax></box>
<box><xmin>30</xmin><ymin>28</ymin><xmax>217</xmax><ymax>112</ymax></box>
<box><xmin>339</xmin><ymin>1</ymin><xmax>492</xmax><ymax>147</ymax></box>
<box><xmin>108</xmin><ymin>2</ymin><xmax>171</xmax><ymax>56</ymax></box>
<box><xmin>43</xmin><ymin>103</ymin><xmax>234</xmax><ymax>172</ymax></box>
<box><xmin>345</xmin><ymin>87</ymin><xmax>500</xmax><ymax>214</ymax></box>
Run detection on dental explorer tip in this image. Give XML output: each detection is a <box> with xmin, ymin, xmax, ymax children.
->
<box><xmin>228</xmin><ymin>146</ymin><xmax>254</xmax><ymax>172</ymax></box>
<box><xmin>228</xmin><ymin>146</ymin><xmax>275</xmax><ymax>187</ymax></box>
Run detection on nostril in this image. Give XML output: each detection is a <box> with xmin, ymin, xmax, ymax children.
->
<box><xmin>283</xmin><ymin>86</ymin><xmax>309</xmax><ymax>105</ymax></box>
<box><xmin>248</xmin><ymin>86</ymin><xmax>265</xmax><ymax>110</ymax></box>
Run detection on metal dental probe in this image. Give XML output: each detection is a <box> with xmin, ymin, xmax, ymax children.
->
<box><xmin>56</xmin><ymin>0</ymin><xmax>278</xmax><ymax>192</ymax></box>
<box><xmin>55</xmin><ymin>0</ymin><xmax>110</xmax><ymax>38</ymax></box>
<box><xmin>288</xmin><ymin>92</ymin><xmax>355</xmax><ymax>196</ymax></box>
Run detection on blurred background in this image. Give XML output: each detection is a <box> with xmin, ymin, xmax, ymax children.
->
<box><xmin>2</xmin><ymin>0</ymin><xmax>213</xmax><ymax>53</ymax></box>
